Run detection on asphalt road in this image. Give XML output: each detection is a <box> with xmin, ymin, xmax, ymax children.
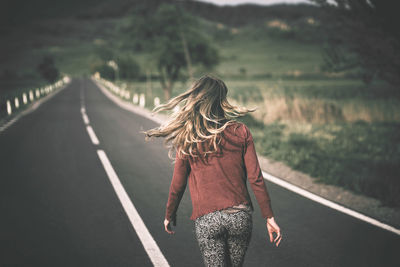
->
<box><xmin>1</xmin><ymin>77</ymin><xmax>399</xmax><ymax>267</ymax></box>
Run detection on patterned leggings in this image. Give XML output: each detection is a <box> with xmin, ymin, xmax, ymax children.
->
<box><xmin>194</xmin><ymin>208</ymin><xmax>253</xmax><ymax>267</ymax></box>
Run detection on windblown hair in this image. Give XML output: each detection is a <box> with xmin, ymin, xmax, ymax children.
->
<box><xmin>143</xmin><ymin>74</ymin><xmax>256</xmax><ymax>160</ymax></box>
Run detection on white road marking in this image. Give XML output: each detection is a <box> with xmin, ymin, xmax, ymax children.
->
<box><xmin>97</xmin><ymin>150</ymin><xmax>170</xmax><ymax>267</ymax></box>
<box><xmin>82</xmin><ymin>113</ymin><xmax>90</xmax><ymax>125</ymax></box>
<box><xmin>93</xmin><ymin>77</ymin><xmax>400</xmax><ymax>236</ymax></box>
<box><xmin>80</xmin><ymin>82</ymin><xmax>90</xmax><ymax>125</ymax></box>
<box><xmin>86</xmin><ymin>125</ymin><xmax>99</xmax><ymax>145</ymax></box>
<box><xmin>262</xmin><ymin>171</ymin><xmax>400</xmax><ymax>236</ymax></box>
<box><xmin>82</xmin><ymin>82</ymin><xmax>169</xmax><ymax>266</ymax></box>
<box><xmin>0</xmin><ymin>118</ymin><xmax>17</xmax><ymax>133</ymax></box>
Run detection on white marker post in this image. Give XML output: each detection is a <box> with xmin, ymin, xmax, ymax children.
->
<box><xmin>23</xmin><ymin>93</ymin><xmax>27</xmax><ymax>104</ymax></box>
<box><xmin>6</xmin><ymin>100</ymin><xmax>12</xmax><ymax>115</ymax></box>
<box><xmin>35</xmin><ymin>89</ymin><xmax>40</xmax><ymax>98</ymax></box>
<box><xmin>139</xmin><ymin>93</ymin><xmax>145</xmax><ymax>108</ymax></box>
<box><xmin>133</xmin><ymin>93</ymin><xmax>138</xmax><ymax>104</ymax></box>
<box><xmin>29</xmin><ymin>91</ymin><xmax>34</xmax><ymax>101</ymax></box>
<box><xmin>154</xmin><ymin>97</ymin><xmax>160</xmax><ymax>107</ymax></box>
<box><xmin>14</xmin><ymin>97</ymin><xmax>19</xmax><ymax>109</ymax></box>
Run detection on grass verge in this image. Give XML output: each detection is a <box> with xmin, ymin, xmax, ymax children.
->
<box><xmin>102</xmin><ymin>78</ymin><xmax>400</xmax><ymax>208</ymax></box>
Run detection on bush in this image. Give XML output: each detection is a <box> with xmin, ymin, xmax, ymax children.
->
<box><xmin>116</xmin><ymin>55</ymin><xmax>141</xmax><ymax>80</ymax></box>
<box><xmin>93</xmin><ymin>64</ymin><xmax>115</xmax><ymax>80</ymax></box>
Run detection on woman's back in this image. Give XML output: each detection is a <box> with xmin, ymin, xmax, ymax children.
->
<box><xmin>189</xmin><ymin>121</ymin><xmax>245</xmax><ymax>188</ymax></box>
<box><xmin>165</xmin><ymin>121</ymin><xmax>274</xmax><ymax>221</ymax></box>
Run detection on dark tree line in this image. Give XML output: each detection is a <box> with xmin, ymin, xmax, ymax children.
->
<box><xmin>310</xmin><ymin>0</ymin><xmax>400</xmax><ymax>86</ymax></box>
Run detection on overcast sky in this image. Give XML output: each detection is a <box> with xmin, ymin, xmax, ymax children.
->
<box><xmin>195</xmin><ymin>0</ymin><xmax>311</xmax><ymax>6</ymax></box>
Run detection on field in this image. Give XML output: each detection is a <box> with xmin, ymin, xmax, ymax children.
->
<box><xmin>109</xmin><ymin>64</ymin><xmax>400</xmax><ymax>207</ymax></box>
<box><xmin>109</xmin><ymin>28</ymin><xmax>400</xmax><ymax>207</ymax></box>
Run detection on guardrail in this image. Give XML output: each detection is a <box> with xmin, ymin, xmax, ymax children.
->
<box><xmin>0</xmin><ymin>76</ymin><xmax>71</xmax><ymax>119</ymax></box>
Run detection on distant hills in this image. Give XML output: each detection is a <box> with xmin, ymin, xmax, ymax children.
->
<box><xmin>1</xmin><ymin>0</ymin><xmax>317</xmax><ymax>31</ymax></box>
<box><xmin>0</xmin><ymin>0</ymin><xmax>322</xmax><ymax>87</ymax></box>
<box><xmin>181</xmin><ymin>1</ymin><xmax>319</xmax><ymax>26</ymax></box>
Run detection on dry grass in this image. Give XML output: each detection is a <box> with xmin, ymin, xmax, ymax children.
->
<box><xmin>227</xmin><ymin>82</ymin><xmax>400</xmax><ymax>124</ymax></box>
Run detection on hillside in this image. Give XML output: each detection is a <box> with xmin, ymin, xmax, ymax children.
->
<box><xmin>182</xmin><ymin>0</ymin><xmax>320</xmax><ymax>26</ymax></box>
<box><xmin>0</xmin><ymin>0</ymin><xmax>325</xmax><ymax>90</ymax></box>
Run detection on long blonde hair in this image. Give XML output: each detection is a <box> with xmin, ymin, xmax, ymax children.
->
<box><xmin>143</xmin><ymin>74</ymin><xmax>256</xmax><ymax>160</ymax></box>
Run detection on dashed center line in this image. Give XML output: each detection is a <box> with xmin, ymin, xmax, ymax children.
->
<box><xmin>82</xmin><ymin>113</ymin><xmax>90</xmax><ymax>125</ymax></box>
<box><xmin>80</xmin><ymin>82</ymin><xmax>169</xmax><ymax>266</ymax></box>
<box><xmin>86</xmin><ymin>125</ymin><xmax>99</xmax><ymax>145</ymax></box>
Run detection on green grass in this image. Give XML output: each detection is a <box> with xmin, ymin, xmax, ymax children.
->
<box><xmin>236</xmin><ymin>116</ymin><xmax>400</xmax><ymax>207</ymax></box>
<box><xmin>215</xmin><ymin>33</ymin><xmax>324</xmax><ymax>77</ymax></box>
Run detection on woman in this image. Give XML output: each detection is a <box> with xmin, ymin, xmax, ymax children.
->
<box><xmin>144</xmin><ymin>74</ymin><xmax>282</xmax><ymax>266</ymax></box>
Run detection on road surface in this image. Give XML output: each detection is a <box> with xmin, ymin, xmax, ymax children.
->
<box><xmin>1</xmin><ymin>78</ymin><xmax>399</xmax><ymax>267</ymax></box>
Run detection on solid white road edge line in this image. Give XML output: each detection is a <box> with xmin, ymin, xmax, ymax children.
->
<box><xmin>263</xmin><ymin>171</ymin><xmax>400</xmax><ymax>236</ymax></box>
<box><xmin>92</xmin><ymin>77</ymin><xmax>400</xmax><ymax>236</ymax></box>
<box><xmin>86</xmin><ymin>125</ymin><xmax>99</xmax><ymax>145</ymax></box>
<box><xmin>97</xmin><ymin>150</ymin><xmax>170</xmax><ymax>267</ymax></box>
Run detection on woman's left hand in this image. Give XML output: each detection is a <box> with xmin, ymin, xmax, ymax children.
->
<box><xmin>164</xmin><ymin>219</ymin><xmax>175</xmax><ymax>234</ymax></box>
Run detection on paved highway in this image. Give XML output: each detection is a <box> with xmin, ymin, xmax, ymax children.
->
<box><xmin>1</xmin><ymin>78</ymin><xmax>399</xmax><ymax>266</ymax></box>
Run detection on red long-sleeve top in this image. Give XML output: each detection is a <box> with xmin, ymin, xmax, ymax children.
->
<box><xmin>165</xmin><ymin>121</ymin><xmax>274</xmax><ymax>222</ymax></box>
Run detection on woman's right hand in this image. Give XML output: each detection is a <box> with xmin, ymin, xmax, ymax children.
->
<box><xmin>164</xmin><ymin>218</ymin><xmax>175</xmax><ymax>235</ymax></box>
<box><xmin>266</xmin><ymin>217</ymin><xmax>282</xmax><ymax>247</ymax></box>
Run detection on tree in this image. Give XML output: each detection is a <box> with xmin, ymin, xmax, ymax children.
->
<box><xmin>116</xmin><ymin>54</ymin><xmax>141</xmax><ymax>80</ymax></box>
<box><xmin>91</xmin><ymin>59</ymin><xmax>116</xmax><ymax>80</ymax></box>
<box><xmin>129</xmin><ymin>3</ymin><xmax>219</xmax><ymax>100</ymax></box>
<box><xmin>310</xmin><ymin>0</ymin><xmax>400</xmax><ymax>86</ymax></box>
<box><xmin>95</xmin><ymin>46</ymin><xmax>114</xmax><ymax>62</ymax></box>
<box><xmin>36</xmin><ymin>55</ymin><xmax>59</xmax><ymax>83</ymax></box>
